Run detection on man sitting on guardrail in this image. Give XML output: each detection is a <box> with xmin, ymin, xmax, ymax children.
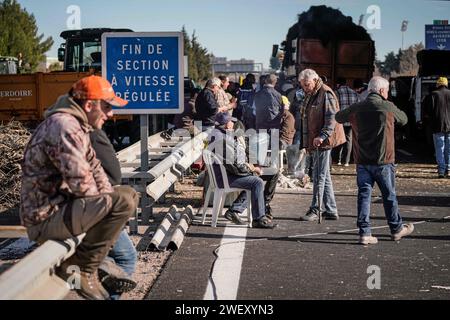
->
<box><xmin>90</xmin><ymin>128</ymin><xmax>138</xmax><ymax>299</ymax></box>
<box><xmin>20</xmin><ymin>75</ymin><xmax>138</xmax><ymax>300</ymax></box>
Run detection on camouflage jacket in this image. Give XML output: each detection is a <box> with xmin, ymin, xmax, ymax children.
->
<box><xmin>20</xmin><ymin>95</ymin><xmax>113</xmax><ymax>227</ymax></box>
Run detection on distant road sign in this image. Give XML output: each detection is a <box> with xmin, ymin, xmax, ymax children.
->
<box><xmin>425</xmin><ymin>25</ymin><xmax>450</xmax><ymax>50</ymax></box>
<box><xmin>102</xmin><ymin>32</ymin><xmax>184</xmax><ymax>114</ymax></box>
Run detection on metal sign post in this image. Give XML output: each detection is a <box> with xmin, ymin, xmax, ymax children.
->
<box><xmin>140</xmin><ymin>114</ymin><xmax>151</xmax><ymax>225</ymax></box>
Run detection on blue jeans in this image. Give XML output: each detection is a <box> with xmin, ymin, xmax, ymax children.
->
<box><xmin>228</xmin><ymin>175</ymin><xmax>266</xmax><ymax>221</ymax></box>
<box><xmin>433</xmin><ymin>133</ymin><xmax>450</xmax><ymax>175</ymax></box>
<box><xmin>230</xmin><ymin>173</ymin><xmax>280</xmax><ymax>215</ymax></box>
<box><xmin>357</xmin><ymin>164</ymin><xmax>404</xmax><ymax>236</ymax></box>
<box><xmin>107</xmin><ymin>229</ymin><xmax>137</xmax><ymax>300</ymax></box>
<box><xmin>310</xmin><ymin>149</ymin><xmax>337</xmax><ymax>214</ymax></box>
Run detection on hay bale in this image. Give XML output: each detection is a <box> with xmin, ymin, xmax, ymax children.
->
<box><xmin>0</xmin><ymin>121</ymin><xmax>31</xmax><ymax>211</ymax></box>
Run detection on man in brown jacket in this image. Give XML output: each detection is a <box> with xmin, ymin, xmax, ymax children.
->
<box><xmin>298</xmin><ymin>69</ymin><xmax>345</xmax><ymax>222</ymax></box>
<box><xmin>20</xmin><ymin>76</ymin><xmax>138</xmax><ymax>300</ymax></box>
<box><xmin>280</xmin><ymin>95</ymin><xmax>296</xmax><ymax>148</ymax></box>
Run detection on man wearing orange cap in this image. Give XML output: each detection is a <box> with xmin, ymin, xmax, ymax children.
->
<box><xmin>20</xmin><ymin>75</ymin><xmax>138</xmax><ymax>300</ymax></box>
<box><xmin>426</xmin><ymin>77</ymin><xmax>450</xmax><ymax>178</ymax></box>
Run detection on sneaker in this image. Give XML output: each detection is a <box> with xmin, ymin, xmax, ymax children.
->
<box><xmin>252</xmin><ymin>216</ymin><xmax>276</xmax><ymax>229</ymax></box>
<box><xmin>344</xmin><ymin>163</ymin><xmax>350</xmax><ymax>167</ymax></box>
<box><xmin>391</xmin><ymin>223</ymin><xmax>415</xmax><ymax>241</ymax></box>
<box><xmin>322</xmin><ymin>212</ymin><xmax>339</xmax><ymax>220</ymax></box>
<box><xmin>337</xmin><ymin>162</ymin><xmax>342</xmax><ymax>166</ymax></box>
<box><xmin>358</xmin><ymin>235</ymin><xmax>378</xmax><ymax>245</ymax></box>
<box><xmin>224</xmin><ymin>210</ymin><xmax>246</xmax><ymax>225</ymax></box>
<box><xmin>300</xmin><ymin>209</ymin><xmax>319</xmax><ymax>222</ymax></box>
<box><xmin>98</xmin><ymin>259</ymin><xmax>137</xmax><ymax>294</ymax></box>
<box><xmin>438</xmin><ymin>173</ymin><xmax>446</xmax><ymax>179</ymax></box>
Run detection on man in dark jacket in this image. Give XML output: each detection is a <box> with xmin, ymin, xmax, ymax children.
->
<box><xmin>195</xmin><ymin>78</ymin><xmax>228</xmax><ymax>128</ymax></box>
<box><xmin>298</xmin><ymin>69</ymin><xmax>346</xmax><ymax>222</ymax></box>
<box><xmin>336</xmin><ymin>76</ymin><xmax>414</xmax><ymax>245</ymax></box>
<box><xmin>424</xmin><ymin>77</ymin><xmax>450</xmax><ymax>178</ymax></box>
<box><xmin>254</xmin><ymin>74</ymin><xmax>283</xmax><ymax>131</ymax></box>
<box><xmin>90</xmin><ymin>129</ymin><xmax>137</xmax><ymax>299</ymax></box>
<box><xmin>237</xmin><ymin>73</ymin><xmax>256</xmax><ymax>129</ymax></box>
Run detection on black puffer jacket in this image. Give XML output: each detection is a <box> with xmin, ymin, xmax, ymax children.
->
<box><xmin>194</xmin><ymin>88</ymin><xmax>220</xmax><ymax>127</ymax></box>
<box><xmin>90</xmin><ymin>129</ymin><xmax>121</xmax><ymax>186</ymax></box>
<box><xmin>425</xmin><ymin>86</ymin><xmax>450</xmax><ymax>134</ymax></box>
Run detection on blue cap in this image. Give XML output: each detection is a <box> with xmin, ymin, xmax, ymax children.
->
<box><xmin>215</xmin><ymin>112</ymin><xmax>237</xmax><ymax>126</ymax></box>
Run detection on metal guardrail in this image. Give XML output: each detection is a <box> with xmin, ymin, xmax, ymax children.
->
<box><xmin>0</xmin><ymin>234</ymin><xmax>85</xmax><ymax>300</ymax></box>
<box><xmin>0</xmin><ymin>129</ymin><xmax>208</xmax><ymax>300</ymax></box>
<box><xmin>119</xmin><ymin>130</ymin><xmax>207</xmax><ymax>232</ymax></box>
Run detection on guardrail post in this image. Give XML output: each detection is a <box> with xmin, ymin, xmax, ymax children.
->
<box><xmin>140</xmin><ymin>115</ymin><xmax>152</xmax><ymax>225</ymax></box>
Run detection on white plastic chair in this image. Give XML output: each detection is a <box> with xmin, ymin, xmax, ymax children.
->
<box><xmin>200</xmin><ymin>149</ymin><xmax>252</xmax><ymax>228</ymax></box>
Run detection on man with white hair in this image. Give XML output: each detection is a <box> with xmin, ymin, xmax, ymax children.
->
<box><xmin>336</xmin><ymin>76</ymin><xmax>414</xmax><ymax>245</ymax></box>
<box><xmin>195</xmin><ymin>77</ymin><xmax>229</xmax><ymax>128</ymax></box>
<box><xmin>298</xmin><ymin>69</ymin><xmax>345</xmax><ymax>222</ymax></box>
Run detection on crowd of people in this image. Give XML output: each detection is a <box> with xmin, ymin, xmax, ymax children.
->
<box><xmin>19</xmin><ymin>68</ymin><xmax>450</xmax><ymax>300</ymax></box>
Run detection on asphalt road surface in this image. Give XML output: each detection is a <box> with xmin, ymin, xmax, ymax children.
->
<box><xmin>148</xmin><ymin>162</ymin><xmax>450</xmax><ymax>301</ymax></box>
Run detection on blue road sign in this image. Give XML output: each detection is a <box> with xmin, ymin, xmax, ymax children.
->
<box><xmin>425</xmin><ymin>25</ymin><xmax>450</xmax><ymax>51</ymax></box>
<box><xmin>102</xmin><ymin>32</ymin><xmax>184</xmax><ymax>114</ymax></box>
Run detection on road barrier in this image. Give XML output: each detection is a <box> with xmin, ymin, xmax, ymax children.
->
<box><xmin>148</xmin><ymin>205</ymin><xmax>195</xmax><ymax>251</ymax></box>
<box><xmin>0</xmin><ymin>129</ymin><xmax>208</xmax><ymax>300</ymax></box>
<box><xmin>0</xmin><ymin>234</ymin><xmax>85</xmax><ymax>300</ymax></box>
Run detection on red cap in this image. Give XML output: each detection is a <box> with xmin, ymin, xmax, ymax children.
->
<box><xmin>71</xmin><ymin>75</ymin><xmax>128</xmax><ymax>107</ymax></box>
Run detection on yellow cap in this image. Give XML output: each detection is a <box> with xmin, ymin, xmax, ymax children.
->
<box><xmin>437</xmin><ymin>77</ymin><xmax>448</xmax><ymax>87</ymax></box>
<box><xmin>282</xmin><ymin>95</ymin><xmax>290</xmax><ymax>106</ymax></box>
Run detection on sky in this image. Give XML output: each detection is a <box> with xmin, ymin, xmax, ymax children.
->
<box><xmin>17</xmin><ymin>0</ymin><xmax>450</xmax><ymax>69</ymax></box>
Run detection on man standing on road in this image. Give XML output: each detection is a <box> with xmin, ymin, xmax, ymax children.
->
<box><xmin>298</xmin><ymin>69</ymin><xmax>345</xmax><ymax>222</ymax></box>
<box><xmin>20</xmin><ymin>75</ymin><xmax>138</xmax><ymax>299</ymax></box>
<box><xmin>424</xmin><ymin>77</ymin><xmax>450</xmax><ymax>178</ymax></box>
<box><xmin>254</xmin><ymin>73</ymin><xmax>283</xmax><ymax>132</ymax></box>
<box><xmin>335</xmin><ymin>76</ymin><xmax>414</xmax><ymax>245</ymax></box>
<box><xmin>335</xmin><ymin>77</ymin><xmax>360</xmax><ymax>167</ymax></box>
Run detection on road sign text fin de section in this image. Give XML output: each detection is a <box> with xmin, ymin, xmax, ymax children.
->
<box><xmin>102</xmin><ymin>32</ymin><xmax>184</xmax><ymax>115</ymax></box>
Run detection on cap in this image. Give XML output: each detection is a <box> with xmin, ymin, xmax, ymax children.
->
<box><xmin>281</xmin><ymin>95</ymin><xmax>290</xmax><ymax>106</ymax></box>
<box><xmin>211</xmin><ymin>77</ymin><xmax>222</xmax><ymax>87</ymax></box>
<box><xmin>437</xmin><ymin>77</ymin><xmax>448</xmax><ymax>87</ymax></box>
<box><xmin>215</xmin><ymin>112</ymin><xmax>237</xmax><ymax>126</ymax></box>
<box><xmin>71</xmin><ymin>75</ymin><xmax>128</xmax><ymax>107</ymax></box>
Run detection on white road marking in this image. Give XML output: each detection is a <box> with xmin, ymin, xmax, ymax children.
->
<box><xmin>431</xmin><ymin>286</ymin><xmax>450</xmax><ymax>290</ymax></box>
<box><xmin>202</xmin><ymin>220</ymin><xmax>428</xmax><ymax>300</ymax></box>
<box><xmin>204</xmin><ymin>224</ymin><xmax>248</xmax><ymax>300</ymax></box>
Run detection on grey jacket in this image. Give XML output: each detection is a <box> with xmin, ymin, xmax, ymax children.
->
<box><xmin>254</xmin><ymin>85</ymin><xmax>283</xmax><ymax>130</ymax></box>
